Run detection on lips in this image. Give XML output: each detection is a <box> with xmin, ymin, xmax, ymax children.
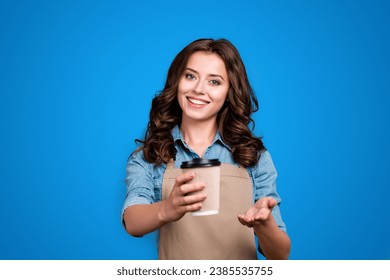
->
<box><xmin>187</xmin><ymin>97</ymin><xmax>210</xmax><ymax>105</ymax></box>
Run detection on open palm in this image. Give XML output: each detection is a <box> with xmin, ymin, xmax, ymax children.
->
<box><xmin>237</xmin><ymin>197</ymin><xmax>277</xmax><ymax>228</ymax></box>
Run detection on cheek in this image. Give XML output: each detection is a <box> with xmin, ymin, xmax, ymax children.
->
<box><xmin>213</xmin><ymin>87</ymin><xmax>229</xmax><ymax>103</ymax></box>
<box><xmin>178</xmin><ymin>80</ymin><xmax>192</xmax><ymax>95</ymax></box>
<box><xmin>177</xmin><ymin>81</ymin><xmax>189</xmax><ymax>108</ymax></box>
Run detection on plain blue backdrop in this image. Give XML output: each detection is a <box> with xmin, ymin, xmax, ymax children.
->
<box><xmin>1</xmin><ymin>0</ymin><xmax>389</xmax><ymax>260</ymax></box>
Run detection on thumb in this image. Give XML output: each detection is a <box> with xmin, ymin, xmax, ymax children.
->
<box><xmin>268</xmin><ymin>198</ymin><xmax>277</xmax><ymax>209</ymax></box>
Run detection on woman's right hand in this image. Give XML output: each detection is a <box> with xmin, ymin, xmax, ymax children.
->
<box><xmin>158</xmin><ymin>172</ymin><xmax>207</xmax><ymax>223</ymax></box>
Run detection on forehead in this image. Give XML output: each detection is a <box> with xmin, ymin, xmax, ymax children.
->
<box><xmin>186</xmin><ymin>51</ymin><xmax>227</xmax><ymax>75</ymax></box>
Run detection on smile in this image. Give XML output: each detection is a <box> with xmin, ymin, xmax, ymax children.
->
<box><xmin>187</xmin><ymin>97</ymin><xmax>210</xmax><ymax>105</ymax></box>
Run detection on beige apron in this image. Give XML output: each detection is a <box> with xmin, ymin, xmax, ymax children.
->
<box><xmin>158</xmin><ymin>161</ymin><xmax>257</xmax><ymax>260</ymax></box>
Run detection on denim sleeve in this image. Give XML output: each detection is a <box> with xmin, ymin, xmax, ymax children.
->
<box><xmin>121</xmin><ymin>150</ymin><xmax>155</xmax><ymax>219</ymax></box>
<box><xmin>250</xmin><ymin>151</ymin><xmax>287</xmax><ymax>233</ymax></box>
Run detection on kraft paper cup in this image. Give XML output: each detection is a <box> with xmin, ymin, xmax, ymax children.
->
<box><xmin>181</xmin><ymin>158</ymin><xmax>221</xmax><ymax>216</ymax></box>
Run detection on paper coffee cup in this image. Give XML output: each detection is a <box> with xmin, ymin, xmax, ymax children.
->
<box><xmin>181</xmin><ymin>158</ymin><xmax>221</xmax><ymax>216</ymax></box>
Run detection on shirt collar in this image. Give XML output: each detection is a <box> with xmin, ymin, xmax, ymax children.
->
<box><xmin>172</xmin><ymin>125</ymin><xmax>232</xmax><ymax>152</ymax></box>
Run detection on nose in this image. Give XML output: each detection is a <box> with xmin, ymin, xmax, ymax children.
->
<box><xmin>194</xmin><ymin>80</ymin><xmax>206</xmax><ymax>95</ymax></box>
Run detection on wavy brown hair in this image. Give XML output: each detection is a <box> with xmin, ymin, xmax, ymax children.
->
<box><xmin>136</xmin><ymin>38</ymin><xmax>265</xmax><ymax>167</ymax></box>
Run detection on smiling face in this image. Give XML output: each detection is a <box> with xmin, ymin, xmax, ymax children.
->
<box><xmin>177</xmin><ymin>51</ymin><xmax>229</xmax><ymax>126</ymax></box>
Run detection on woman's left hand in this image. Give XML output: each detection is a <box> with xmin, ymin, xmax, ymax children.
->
<box><xmin>237</xmin><ymin>197</ymin><xmax>277</xmax><ymax>228</ymax></box>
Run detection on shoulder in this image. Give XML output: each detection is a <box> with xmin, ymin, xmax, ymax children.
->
<box><xmin>247</xmin><ymin>150</ymin><xmax>277</xmax><ymax>179</ymax></box>
<box><xmin>258</xmin><ymin>150</ymin><xmax>275</xmax><ymax>169</ymax></box>
<box><xmin>127</xmin><ymin>149</ymin><xmax>147</xmax><ymax>166</ymax></box>
<box><xmin>126</xmin><ymin>149</ymin><xmax>153</xmax><ymax>173</ymax></box>
<box><xmin>126</xmin><ymin>149</ymin><xmax>167</xmax><ymax>177</ymax></box>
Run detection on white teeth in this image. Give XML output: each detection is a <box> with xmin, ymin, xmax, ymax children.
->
<box><xmin>188</xmin><ymin>97</ymin><xmax>209</xmax><ymax>105</ymax></box>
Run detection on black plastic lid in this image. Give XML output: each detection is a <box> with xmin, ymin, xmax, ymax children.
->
<box><xmin>180</xmin><ymin>158</ymin><xmax>221</xmax><ymax>168</ymax></box>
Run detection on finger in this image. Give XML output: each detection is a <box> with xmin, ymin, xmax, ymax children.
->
<box><xmin>181</xmin><ymin>192</ymin><xmax>207</xmax><ymax>205</ymax></box>
<box><xmin>238</xmin><ymin>214</ymin><xmax>254</xmax><ymax>225</ymax></box>
<box><xmin>237</xmin><ymin>215</ymin><xmax>248</xmax><ymax>226</ymax></box>
<box><xmin>174</xmin><ymin>172</ymin><xmax>196</xmax><ymax>187</ymax></box>
<box><xmin>253</xmin><ymin>207</ymin><xmax>273</xmax><ymax>222</ymax></box>
<box><xmin>184</xmin><ymin>202</ymin><xmax>203</xmax><ymax>213</ymax></box>
<box><xmin>254</xmin><ymin>212</ymin><xmax>268</xmax><ymax>222</ymax></box>
<box><xmin>179</xmin><ymin>181</ymin><xmax>205</xmax><ymax>195</ymax></box>
<box><xmin>268</xmin><ymin>198</ymin><xmax>277</xmax><ymax>208</ymax></box>
<box><xmin>238</xmin><ymin>215</ymin><xmax>254</xmax><ymax>228</ymax></box>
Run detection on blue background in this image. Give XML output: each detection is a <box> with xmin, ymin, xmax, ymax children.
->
<box><xmin>1</xmin><ymin>0</ymin><xmax>389</xmax><ymax>260</ymax></box>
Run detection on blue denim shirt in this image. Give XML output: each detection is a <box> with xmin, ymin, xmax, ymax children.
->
<box><xmin>122</xmin><ymin>125</ymin><xmax>287</xmax><ymax>233</ymax></box>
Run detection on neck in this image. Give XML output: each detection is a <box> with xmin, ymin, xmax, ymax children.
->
<box><xmin>180</xmin><ymin>117</ymin><xmax>218</xmax><ymax>157</ymax></box>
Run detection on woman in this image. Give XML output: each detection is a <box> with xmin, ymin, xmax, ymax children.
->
<box><xmin>122</xmin><ymin>38</ymin><xmax>291</xmax><ymax>260</ymax></box>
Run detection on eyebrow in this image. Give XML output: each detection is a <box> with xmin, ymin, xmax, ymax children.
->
<box><xmin>186</xmin><ymin>67</ymin><xmax>225</xmax><ymax>81</ymax></box>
